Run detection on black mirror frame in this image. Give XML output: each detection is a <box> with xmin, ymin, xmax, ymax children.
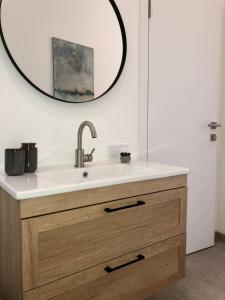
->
<box><xmin>0</xmin><ymin>0</ymin><xmax>127</xmax><ymax>104</ymax></box>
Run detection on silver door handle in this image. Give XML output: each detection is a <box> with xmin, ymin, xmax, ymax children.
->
<box><xmin>208</xmin><ymin>122</ymin><xmax>222</xmax><ymax>129</ymax></box>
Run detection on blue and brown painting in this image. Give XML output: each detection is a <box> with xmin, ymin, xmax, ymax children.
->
<box><xmin>52</xmin><ymin>37</ymin><xmax>94</xmax><ymax>102</ymax></box>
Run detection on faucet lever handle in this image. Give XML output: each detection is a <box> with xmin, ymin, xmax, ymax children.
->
<box><xmin>90</xmin><ymin>148</ymin><xmax>96</xmax><ymax>155</ymax></box>
<box><xmin>83</xmin><ymin>148</ymin><xmax>95</xmax><ymax>163</ymax></box>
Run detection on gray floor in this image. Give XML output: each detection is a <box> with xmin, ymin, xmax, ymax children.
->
<box><xmin>149</xmin><ymin>242</ymin><xmax>225</xmax><ymax>300</ymax></box>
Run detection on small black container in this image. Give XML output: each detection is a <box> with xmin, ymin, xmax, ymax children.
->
<box><xmin>21</xmin><ymin>143</ymin><xmax>38</xmax><ymax>173</ymax></box>
<box><xmin>5</xmin><ymin>148</ymin><xmax>25</xmax><ymax>176</ymax></box>
<box><xmin>120</xmin><ymin>152</ymin><xmax>131</xmax><ymax>164</ymax></box>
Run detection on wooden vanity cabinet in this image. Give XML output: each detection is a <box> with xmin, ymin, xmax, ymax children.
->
<box><xmin>0</xmin><ymin>175</ymin><xmax>187</xmax><ymax>300</ymax></box>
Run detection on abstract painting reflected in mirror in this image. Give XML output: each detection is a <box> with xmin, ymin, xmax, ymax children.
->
<box><xmin>53</xmin><ymin>38</ymin><xmax>94</xmax><ymax>102</ymax></box>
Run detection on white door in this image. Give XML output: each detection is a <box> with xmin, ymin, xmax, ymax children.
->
<box><xmin>147</xmin><ymin>0</ymin><xmax>222</xmax><ymax>253</ymax></box>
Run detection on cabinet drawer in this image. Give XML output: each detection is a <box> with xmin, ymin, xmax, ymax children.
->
<box><xmin>24</xmin><ymin>235</ymin><xmax>186</xmax><ymax>300</ymax></box>
<box><xmin>22</xmin><ymin>188</ymin><xmax>187</xmax><ymax>290</ymax></box>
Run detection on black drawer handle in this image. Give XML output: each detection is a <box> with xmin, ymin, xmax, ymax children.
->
<box><xmin>104</xmin><ymin>200</ymin><xmax>145</xmax><ymax>213</ymax></box>
<box><xmin>104</xmin><ymin>254</ymin><xmax>145</xmax><ymax>273</ymax></box>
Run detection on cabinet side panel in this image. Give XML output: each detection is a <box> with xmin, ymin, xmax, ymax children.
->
<box><xmin>0</xmin><ymin>188</ymin><xmax>22</xmax><ymax>300</ymax></box>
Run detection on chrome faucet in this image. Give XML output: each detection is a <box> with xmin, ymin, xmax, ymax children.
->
<box><xmin>75</xmin><ymin>121</ymin><xmax>97</xmax><ymax>168</ymax></box>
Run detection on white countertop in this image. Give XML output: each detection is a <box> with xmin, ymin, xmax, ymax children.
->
<box><xmin>0</xmin><ymin>161</ymin><xmax>189</xmax><ymax>200</ymax></box>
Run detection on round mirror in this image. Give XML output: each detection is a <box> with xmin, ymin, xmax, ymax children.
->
<box><xmin>0</xmin><ymin>0</ymin><xmax>127</xmax><ymax>103</ymax></box>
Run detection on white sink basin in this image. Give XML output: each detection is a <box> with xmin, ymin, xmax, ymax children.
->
<box><xmin>0</xmin><ymin>161</ymin><xmax>189</xmax><ymax>200</ymax></box>
<box><xmin>39</xmin><ymin>164</ymin><xmax>156</xmax><ymax>185</ymax></box>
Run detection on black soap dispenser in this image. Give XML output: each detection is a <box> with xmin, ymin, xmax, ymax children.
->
<box><xmin>5</xmin><ymin>148</ymin><xmax>25</xmax><ymax>176</ymax></box>
<box><xmin>21</xmin><ymin>143</ymin><xmax>38</xmax><ymax>173</ymax></box>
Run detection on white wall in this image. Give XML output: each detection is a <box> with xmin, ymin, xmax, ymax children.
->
<box><xmin>0</xmin><ymin>0</ymin><xmax>140</xmax><ymax>168</ymax></box>
<box><xmin>138</xmin><ymin>0</ymin><xmax>149</xmax><ymax>160</ymax></box>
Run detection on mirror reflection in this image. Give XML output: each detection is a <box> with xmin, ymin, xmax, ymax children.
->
<box><xmin>0</xmin><ymin>0</ymin><xmax>126</xmax><ymax>103</ymax></box>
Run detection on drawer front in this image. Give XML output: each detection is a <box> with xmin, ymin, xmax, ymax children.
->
<box><xmin>22</xmin><ymin>188</ymin><xmax>187</xmax><ymax>290</ymax></box>
<box><xmin>24</xmin><ymin>235</ymin><xmax>186</xmax><ymax>300</ymax></box>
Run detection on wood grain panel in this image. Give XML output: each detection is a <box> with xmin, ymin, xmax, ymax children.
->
<box><xmin>23</xmin><ymin>290</ymin><xmax>37</xmax><ymax>300</ymax></box>
<box><xmin>22</xmin><ymin>188</ymin><xmax>186</xmax><ymax>290</ymax></box>
<box><xmin>22</xmin><ymin>219</ymin><xmax>39</xmax><ymax>293</ymax></box>
<box><xmin>20</xmin><ymin>175</ymin><xmax>187</xmax><ymax>218</ymax></box>
<box><xmin>23</xmin><ymin>235</ymin><xmax>186</xmax><ymax>300</ymax></box>
<box><xmin>0</xmin><ymin>188</ymin><xmax>22</xmax><ymax>300</ymax></box>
